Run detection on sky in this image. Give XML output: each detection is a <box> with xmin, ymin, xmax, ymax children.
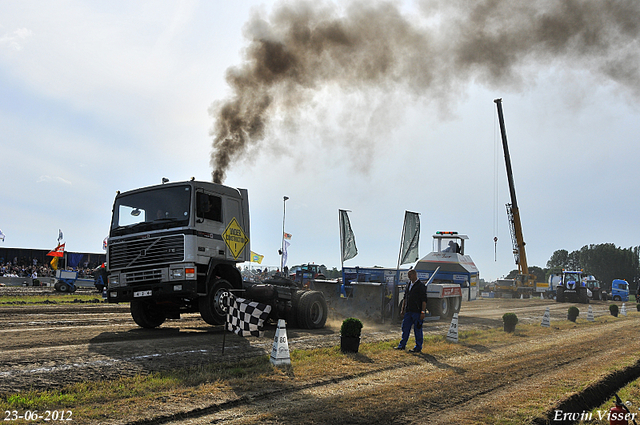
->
<box><xmin>1</xmin><ymin>0</ymin><xmax>639</xmax><ymax>282</ymax></box>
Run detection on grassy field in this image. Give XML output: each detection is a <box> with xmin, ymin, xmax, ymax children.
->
<box><xmin>0</xmin><ymin>293</ymin><xmax>104</xmax><ymax>304</ymax></box>
<box><xmin>2</xmin><ymin>313</ymin><xmax>639</xmax><ymax>424</ymax></box>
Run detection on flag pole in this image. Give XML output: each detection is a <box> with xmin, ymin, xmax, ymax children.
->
<box><xmin>339</xmin><ymin>210</ymin><xmax>345</xmax><ymax>273</ymax></box>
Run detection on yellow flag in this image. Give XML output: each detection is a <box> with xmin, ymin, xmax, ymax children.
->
<box><xmin>250</xmin><ymin>251</ymin><xmax>264</xmax><ymax>264</ymax></box>
<box><xmin>50</xmin><ymin>256</ymin><xmax>59</xmax><ymax>270</ymax></box>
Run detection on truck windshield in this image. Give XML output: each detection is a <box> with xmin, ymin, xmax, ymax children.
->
<box><xmin>111</xmin><ymin>185</ymin><xmax>191</xmax><ymax>236</ymax></box>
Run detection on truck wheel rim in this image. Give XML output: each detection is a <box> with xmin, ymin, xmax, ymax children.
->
<box><xmin>214</xmin><ymin>288</ymin><xmax>231</xmax><ymax>315</ymax></box>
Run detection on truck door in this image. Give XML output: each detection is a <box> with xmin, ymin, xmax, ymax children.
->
<box><xmin>195</xmin><ymin>191</ymin><xmax>225</xmax><ymax>261</ymax></box>
<box><xmin>224</xmin><ymin>198</ymin><xmax>249</xmax><ymax>261</ymax></box>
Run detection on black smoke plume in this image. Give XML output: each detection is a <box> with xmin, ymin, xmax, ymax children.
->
<box><xmin>210</xmin><ymin>0</ymin><xmax>640</xmax><ymax>183</ymax></box>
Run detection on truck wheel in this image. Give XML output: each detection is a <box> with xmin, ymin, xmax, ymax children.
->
<box><xmin>427</xmin><ymin>298</ymin><xmax>450</xmax><ymax>319</ymax></box>
<box><xmin>296</xmin><ymin>291</ymin><xmax>328</xmax><ymax>329</ymax></box>
<box><xmin>58</xmin><ymin>282</ymin><xmax>70</xmax><ymax>293</ymax></box>
<box><xmin>448</xmin><ymin>296</ymin><xmax>461</xmax><ymax>315</ymax></box>
<box><xmin>130</xmin><ymin>300</ymin><xmax>166</xmax><ymax>328</ymax></box>
<box><xmin>199</xmin><ymin>279</ymin><xmax>233</xmax><ymax>326</ymax></box>
<box><xmin>613</xmin><ymin>295</ymin><xmax>621</xmax><ymax>301</ymax></box>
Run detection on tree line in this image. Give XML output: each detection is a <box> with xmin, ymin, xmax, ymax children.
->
<box><xmin>507</xmin><ymin>243</ymin><xmax>639</xmax><ymax>290</ymax></box>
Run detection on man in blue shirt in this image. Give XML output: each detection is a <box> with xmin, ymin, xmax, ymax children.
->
<box><xmin>395</xmin><ymin>269</ymin><xmax>427</xmax><ymax>353</ymax></box>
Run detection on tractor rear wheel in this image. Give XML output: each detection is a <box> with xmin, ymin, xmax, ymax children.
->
<box><xmin>130</xmin><ymin>300</ymin><xmax>166</xmax><ymax>328</ymax></box>
<box><xmin>579</xmin><ymin>288</ymin><xmax>589</xmax><ymax>304</ymax></box>
<box><xmin>556</xmin><ymin>287</ymin><xmax>565</xmax><ymax>302</ymax></box>
<box><xmin>286</xmin><ymin>290</ymin><xmax>304</xmax><ymax>328</ymax></box>
<box><xmin>296</xmin><ymin>291</ymin><xmax>328</xmax><ymax>329</ymax></box>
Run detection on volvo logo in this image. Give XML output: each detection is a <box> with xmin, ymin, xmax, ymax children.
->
<box><xmin>140</xmin><ymin>249</ymin><xmax>147</xmax><ymax>256</ymax></box>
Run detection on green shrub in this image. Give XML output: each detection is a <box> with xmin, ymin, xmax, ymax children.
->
<box><xmin>502</xmin><ymin>312</ymin><xmax>518</xmax><ymax>326</ymax></box>
<box><xmin>609</xmin><ymin>304</ymin><xmax>619</xmax><ymax>316</ymax></box>
<box><xmin>340</xmin><ymin>318</ymin><xmax>363</xmax><ymax>338</ymax></box>
<box><xmin>568</xmin><ymin>306</ymin><xmax>579</xmax><ymax>317</ymax></box>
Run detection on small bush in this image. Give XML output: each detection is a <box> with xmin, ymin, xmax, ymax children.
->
<box><xmin>341</xmin><ymin>318</ymin><xmax>363</xmax><ymax>338</ymax></box>
<box><xmin>502</xmin><ymin>312</ymin><xmax>518</xmax><ymax>325</ymax></box>
<box><xmin>568</xmin><ymin>306</ymin><xmax>579</xmax><ymax>317</ymax></box>
<box><xmin>636</xmin><ymin>303</ymin><xmax>640</xmax><ymax>312</ymax></box>
<box><xmin>609</xmin><ymin>304</ymin><xmax>619</xmax><ymax>316</ymax></box>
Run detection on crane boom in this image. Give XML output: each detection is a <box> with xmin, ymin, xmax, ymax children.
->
<box><xmin>494</xmin><ymin>99</ymin><xmax>535</xmax><ymax>292</ymax></box>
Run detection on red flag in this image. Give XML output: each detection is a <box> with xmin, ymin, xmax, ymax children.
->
<box><xmin>47</xmin><ymin>243</ymin><xmax>65</xmax><ymax>257</ymax></box>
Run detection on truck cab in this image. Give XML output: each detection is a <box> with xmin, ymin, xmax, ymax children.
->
<box><xmin>106</xmin><ymin>180</ymin><xmax>250</xmax><ymax>327</ymax></box>
<box><xmin>106</xmin><ymin>179</ymin><xmax>328</xmax><ymax>330</ymax></box>
<box><xmin>609</xmin><ymin>279</ymin><xmax>629</xmax><ymax>302</ymax></box>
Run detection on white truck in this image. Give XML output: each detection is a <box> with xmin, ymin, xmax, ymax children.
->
<box><xmin>105</xmin><ymin>179</ymin><xmax>327</xmax><ymax>329</ymax></box>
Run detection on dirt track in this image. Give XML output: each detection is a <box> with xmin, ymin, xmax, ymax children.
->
<box><xmin>1</xmin><ymin>287</ymin><xmax>638</xmax><ymax>424</ymax></box>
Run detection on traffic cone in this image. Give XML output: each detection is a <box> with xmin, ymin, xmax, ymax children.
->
<box><xmin>520</xmin><ymin>294</ymin><xmax>524</xmax><ymax>300</ymax></box>
<box><xmin>587</xmin><ymin>305</ymin><xmax>594</xmax><ymax>322</ymax></box>
<box><xmin>446</xmin><ymin>313</ymin><xmax>459</xmax><ymax>343</ymax></box>
<box><xmin>541</xmin><ymin>307</ymin><xmax>551</xmax><ymax>327</ymax></box>
<box><xmin>270</xmin><ymin>319</ymin><xmax>291</xmax><ymax>366</ymax></box>
<box><xmin>540</xmin><ymin>293</ymin><xmax>544</xmax><ymax>300</ymax></box>
<box><xmin>621</xmin><ymin>303</ymin><xmax>627</xmax><ymax>316</ymax></box>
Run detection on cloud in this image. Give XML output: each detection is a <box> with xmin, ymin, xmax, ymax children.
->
<box><xmin>37</xmin><ymin>175</ymin><xmax>72</xmax><ymax>185</ymax></box>
<box><xmin>0</xmin><ymin>27</ymin><xmax>32</xmax><ymax>51</ymax></box>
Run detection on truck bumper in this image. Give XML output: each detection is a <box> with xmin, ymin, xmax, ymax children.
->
<box><xmin>107</xmin><ymin>280</ymin><xmax>198</xmax><ymax>303</ymax></box>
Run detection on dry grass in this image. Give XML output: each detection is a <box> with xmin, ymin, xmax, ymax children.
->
<box><xmin>1</xmin><ymin>313</ymin><xmax>638</xmax><ymax>424</ymax></box>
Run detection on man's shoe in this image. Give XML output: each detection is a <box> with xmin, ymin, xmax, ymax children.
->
<box><xmin>409</xmin><ymin>347</ymin><xmax>421</xmax><ymax>353</ymax></box>
<box><xmin>394</xmin><ymin>346</ymin><xmax>405</xmax><ymax>350</ymax></box>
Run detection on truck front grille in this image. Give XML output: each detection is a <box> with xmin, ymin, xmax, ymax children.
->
<box><xmin>123</xmin><ymin>269</ymin><xmax>164</xmax><ymax>284</ymax></box>
<box><xmin>109</xmin><ymin>235</ymin><xmax>185</xmax><ymax>270</ymax></box>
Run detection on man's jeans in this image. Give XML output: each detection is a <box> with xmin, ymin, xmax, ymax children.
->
<box><xmin>399</xmin><ymin>312</ymin><xmax>423</xmax><ymax>349</ymax></box>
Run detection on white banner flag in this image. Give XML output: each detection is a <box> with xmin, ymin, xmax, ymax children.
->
<box><xmin>282</xmin><ymin>240</ymin><xmax>290</xmax><ymax>268</ymax></box>
<box><xmin>339</xmin><ymin>210</ymin><xmax>358</xmax><ymax>262</ymax></box>
<box><xmin>400</xmin><ymin>211</ymin><xmax>420</xmax><ymax>265</ymax></box>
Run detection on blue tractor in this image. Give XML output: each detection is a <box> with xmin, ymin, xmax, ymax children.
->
<box><xmin>556</xmin><ymin>270</ymin><xmax>589</xmax><ymax>303</ymax></box>
<box><xmin>53</xmin><ymin>269</ymin><xmax>78</xmax><ymax>293</ymax></box>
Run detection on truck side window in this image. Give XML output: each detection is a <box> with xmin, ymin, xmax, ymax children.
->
<box><xmin>197</xmin><ymin>192</ymin><xmax>222</xmax><ymax>222</ymax></box>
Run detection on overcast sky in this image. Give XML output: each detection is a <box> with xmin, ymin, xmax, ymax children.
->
<box><xmin>1</xmin><ymin>0</ymin><xmax>639</xmax><ymax>281</ymax></box>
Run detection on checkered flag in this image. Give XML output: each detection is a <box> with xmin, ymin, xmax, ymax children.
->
<box><xmin>226</xmin><ymin>296</ymin><xmax>272</xmax><ymax>337</ymax></box>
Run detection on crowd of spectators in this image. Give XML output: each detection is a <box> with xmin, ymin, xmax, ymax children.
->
<box><xmin>0</xmin><ymin>258</ymin><xmax>99</xmax><ymax>279</ymax></box>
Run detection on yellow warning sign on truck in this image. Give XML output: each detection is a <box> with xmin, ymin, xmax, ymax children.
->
<box><xmin>223</xmin><ymin>217</ymin><xmax>249</xmax><ymax>259</ymax></box>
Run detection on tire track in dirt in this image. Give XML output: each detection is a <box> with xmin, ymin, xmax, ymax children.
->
<box><xmin>151</xmin><ymin>319</ymin><xmax>640</xmax><ymax>425</ymax></box>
